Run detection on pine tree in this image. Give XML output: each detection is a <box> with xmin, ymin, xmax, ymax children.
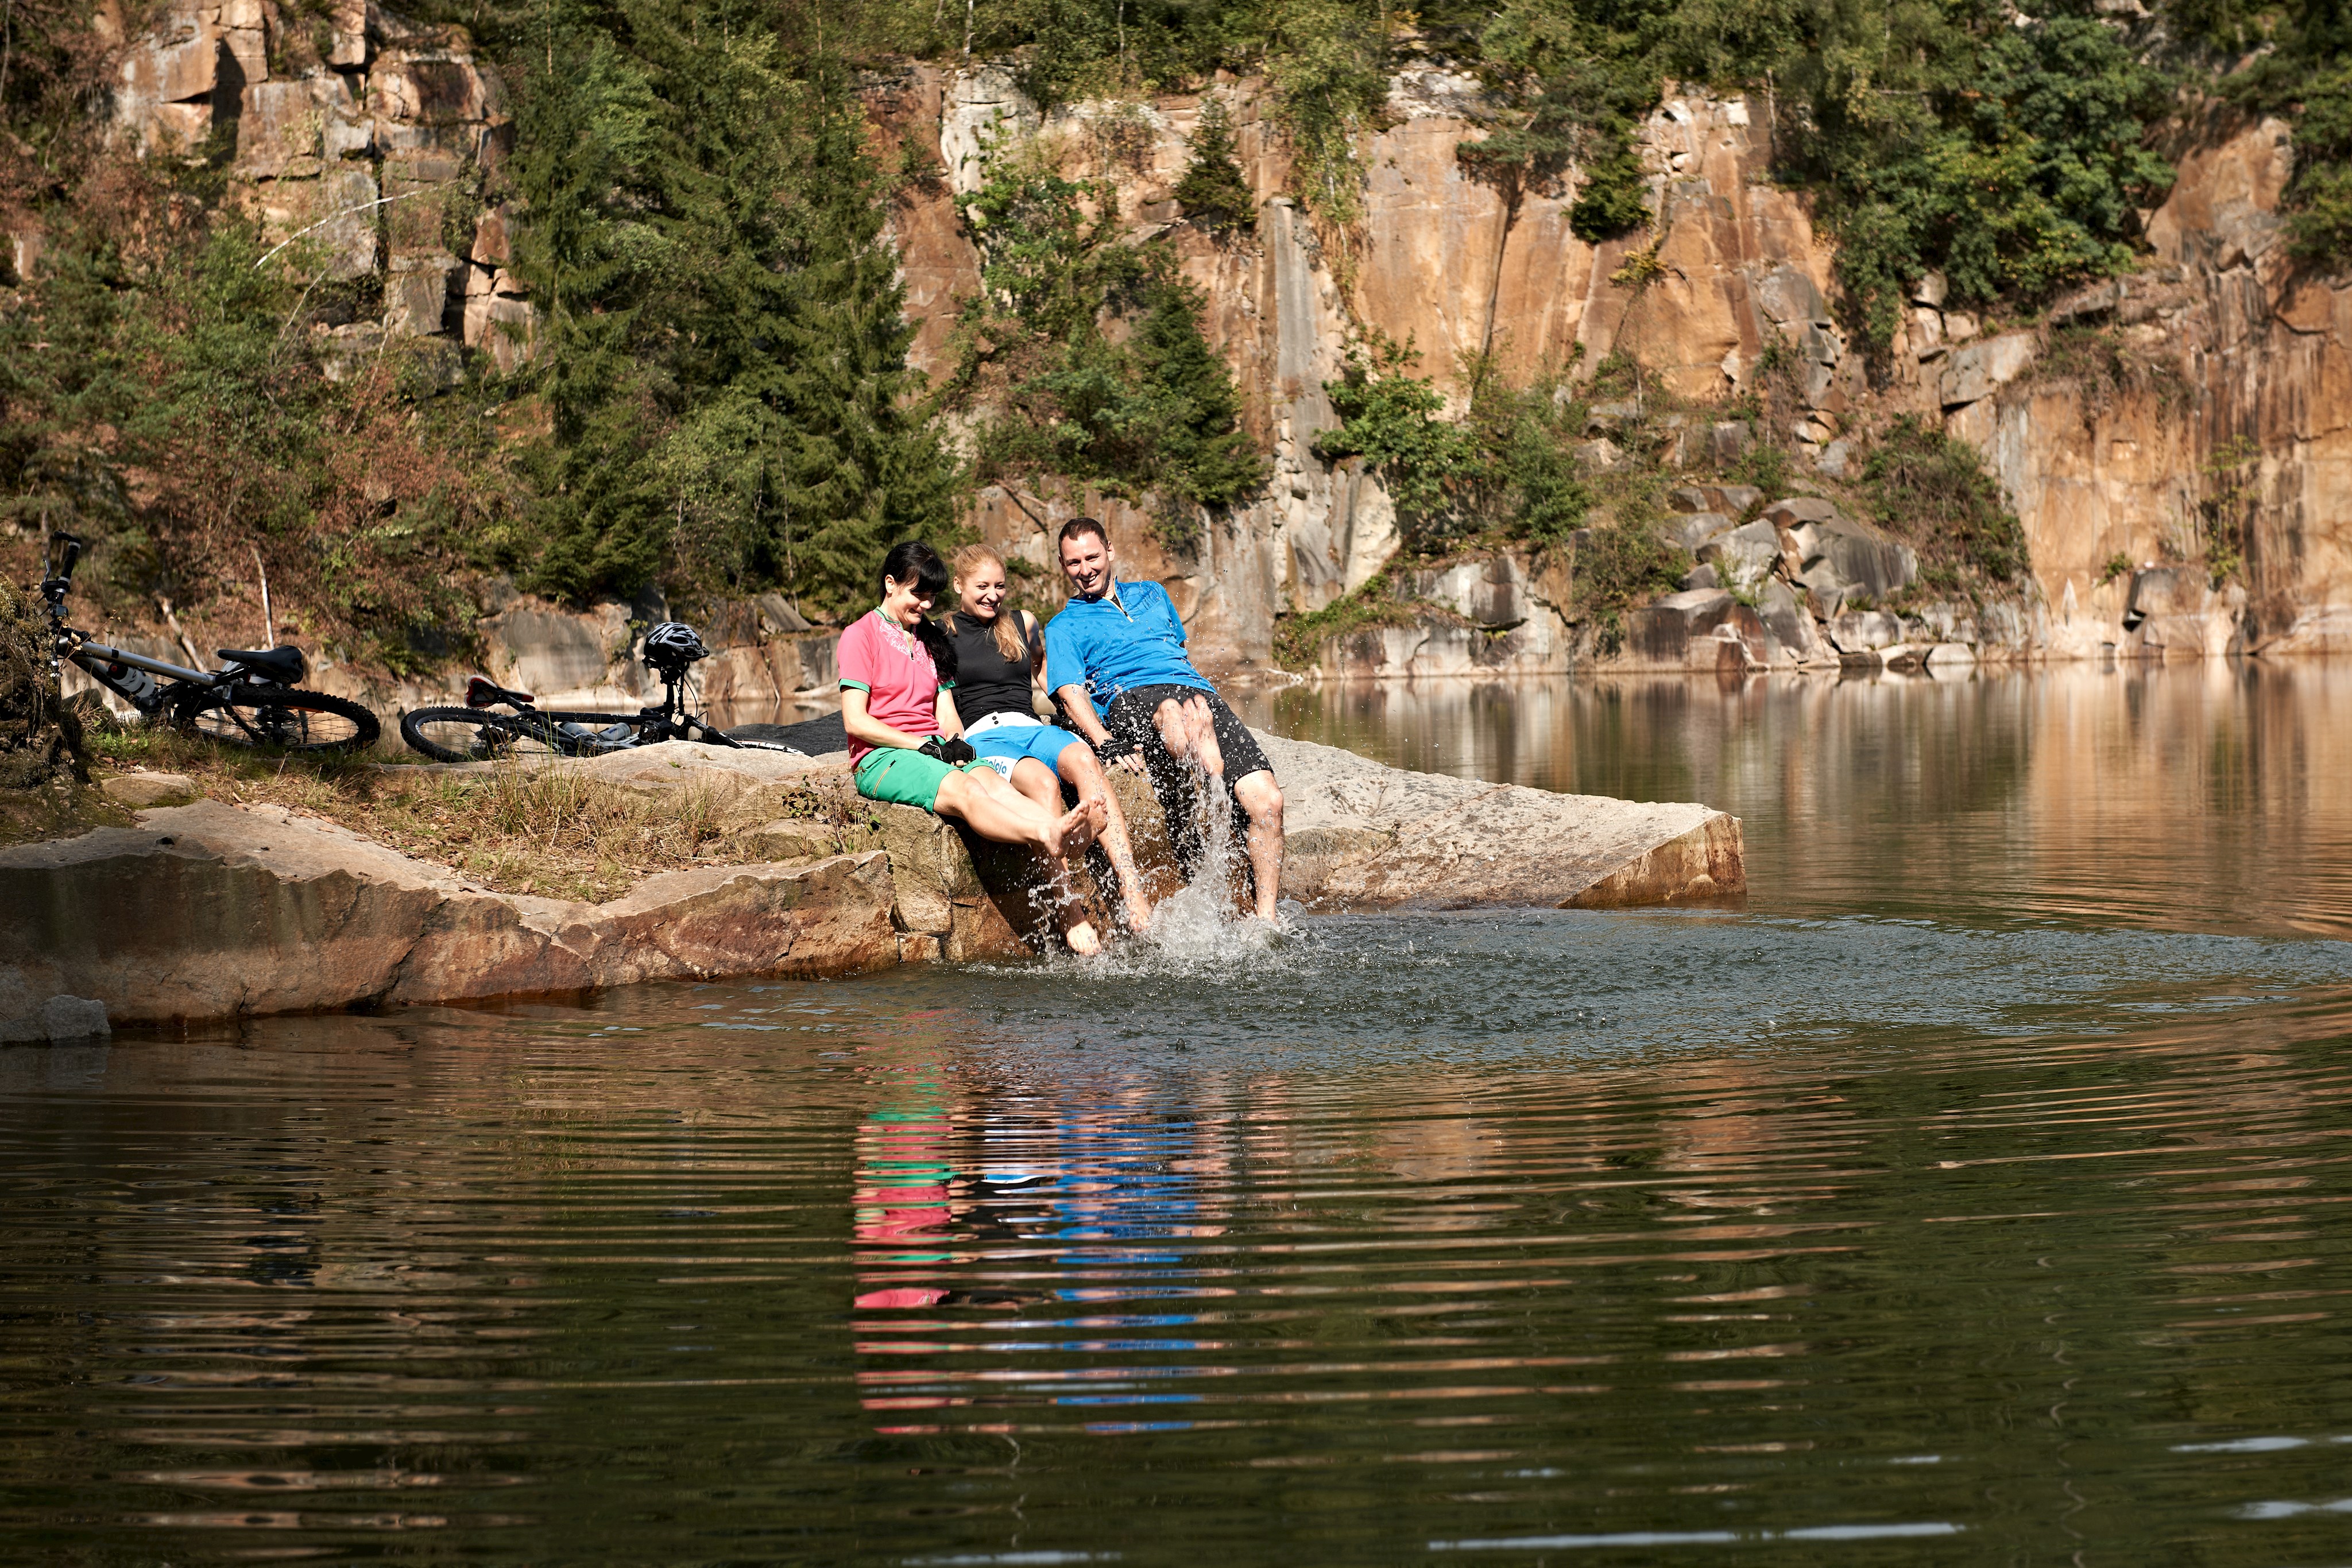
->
<box><xmin>1173</xmin><ymin>93</ymin><xmax>1257</xmax><ymax>234</ymax></box>
<box><xmin>1134</xmin><ymin>270</ymin><xmax>1263</xmax><ymax>509</ymax></box>
<box><xmin>509</xmin><ymin>3</ymin><xmax>959</xmax><ymax>613</ymax></box>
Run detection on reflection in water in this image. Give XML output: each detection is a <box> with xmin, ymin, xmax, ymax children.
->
<box><xmin>3</xmin><ymin>664</ymin><xmax>2350</xmax><ymax>1565</ymax></box>
<box><xmin>3</xmin><ymin>942</ymin><xmax>2350</xmax><ymax>1563</ymax></box>
<box><xmin>1232</xmin><ymin>660</ymin><xmax>2352</xmax><ymax>936</ymax></box>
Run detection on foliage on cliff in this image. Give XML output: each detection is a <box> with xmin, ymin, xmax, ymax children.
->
<box><xmin>508</xmin><ymin>13</ymin><xmax>960</xmax><ymax>615</ymax></box>
<box><xmin>1862</xmin><ymin>417</ymin><xmax>2029</xmax><ymax>590</ymax></box>
<box><xmin>2196</xmin><ymin>0</ymin><xmax>2352</xmax><ymax>264</ymax></box>
<box><xmin>944</xmin><ymin>154</ymin><xmax>1264</xmax><ymax>537</ymax></box>
<box><xmin>2</xmin><ymin>193</ymin><xmax>512</xmax><ymax>669</ymax></box>
<box><xmin>1173</xmin><ymin>94</ymin><xmax>1258</xmax><ymax>232</ymax></box>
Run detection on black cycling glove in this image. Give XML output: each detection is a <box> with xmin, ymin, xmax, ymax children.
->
<box><xmin>920</xmin><ymin>735</ymin><xmax>977</xmax><ymax>765</ymax></box>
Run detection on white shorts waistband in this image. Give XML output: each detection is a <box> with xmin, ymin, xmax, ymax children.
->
<box><xmin>964</xmin><ymin>710</ymin><xmax>1046</xmax><ymax>736</ymax></box>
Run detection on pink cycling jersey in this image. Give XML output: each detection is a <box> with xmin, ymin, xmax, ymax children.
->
<box><xmin>837</xmin><ymin>610</ymin><xmax>951</xmax><ymax>763</ymax></box>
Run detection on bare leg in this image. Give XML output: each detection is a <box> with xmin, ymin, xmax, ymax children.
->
<box><xmin>1009</xmin><ymin>757</ymin><xmax>1101</xmax><ymax>955</ymax></box>
<box><xmin>1232</xmin><ymin>768</ymin><xmax>1285</xmax><ymax>920</ymax></box>
<box><xmin>934</xmin><ymin>768</ymin><xmax>1096</xmax><ymax>859</ymax></box>
<box><xmin>1058</xmin><ymin>741</ymin><xmax>1154</xmax><ymax>932</ymax></box>
<box><xmin>1179</xmin><ymin>695</ymin><xmax>1225</xmax><ymax>780</ymax></box>
<box><xmin>1151</xmin><ymin>694</ymin><xmax>1225</xmax><ymax>781</ymax></box>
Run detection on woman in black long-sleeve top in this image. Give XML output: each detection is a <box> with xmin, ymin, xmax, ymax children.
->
<box><xmin>938</xmin><ymin>544</ymin><xmax>1156</xmax><ymax>938</ymax></box>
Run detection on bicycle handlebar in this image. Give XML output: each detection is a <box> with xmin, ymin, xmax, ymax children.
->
<box><xmin>40</xmin><ymin>535</ymin><xmax>83</xmax><ymax>609</ymax></box>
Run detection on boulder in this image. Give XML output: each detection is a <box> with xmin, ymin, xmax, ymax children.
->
<box><xmin>2125</xmin><ymin>566</ymin><xmax>2246</xmax><ymax>659</ymax></box>
<box><xmin>98</xmin><ymin>772</ymin><xmax>196</xmax><ymax>808</ymax></box>
<box><xmin>1940</xmin><ymin>332</ymin><xmax>2036</xmax><ymax>407</ymax></box>
<box><xmin>479</xmin><ymin>600</ymin><xmax>637</xmax><ymax>704</ymax></box>
<box><xmin>1785</xmin><ymin>509</ymin><xmax>1917</xmax><ymax>611</ymax></box>
<box><xmin>0</xmin><ymin>984</ymin><xmax>111</xmax><ymax>1043</ymax></box>
<box><xmin>0</xmin><ymin>799</ymin><xmax>902</xmax><ymax>1025</ymax></box>
<box><xmin>1762</xmin><ymin>495</ymin><xmax>1841</xmax><ymax>529</ymax></box>
<box><xmin>1659</xmin><ymin>511</ymin><xmax>1735</xmax><ymax>552</ymax></box>
<box><xmin>1709</xmin><ymin>421</ymin><xmax>1754</xmax><ymax>464</ymax></box>
<box><xmin>2</xmin><ymin>722</ymin><xmax>1751</xmax><ymax>1026</ymax></box>
<box><xmin>1829</xmin><ymin>610</ymin><xmax>1904</xmax><ymax>651</ymax></box>
<box><xmin>1696</xmin><ymin>520</ymin><xmax>1780</xmax><ymax>595</ymax></box>
<box><xmin>1626</xmin><ymin>589</ymin><xmax>1767</xmax><ymax>668</ymax></box>
<box><xmin>1755</xmin><ymin>578</ymin><xmax>1824</xmax><ymax>663</ymax></box>
<box><xmin>385</xmin><ymin>259</ymin><xmax>456</xmax><ymax>336</ymax></box>
<box><xmin>1410</xmin><ymin>555</ymin><xmax>1548</xmax><ymax>628</ymax></box>
<box><xmin>1570</xmin><ymin>437</ymin><xmax>1630</xmax><ymax>474</ymax></box>
<box><xmin>1681</xmin><ymin>563</ymin><xmax>1720</xmax><ymax>591</ymax></box>
<box><xmin>1258</xmin><ymin>734</ymin><xmax>1743</xmax><ymax>911</ymax></box>
<box><xmin>1752</xmin><ymin>263</ymin><xmax>1828</xmax><ymax>330</ymax></box>
<box><xmin>1671</xmin><ymin>483</ymin><xmax>1761</xmax><ymax>516</ymax></box>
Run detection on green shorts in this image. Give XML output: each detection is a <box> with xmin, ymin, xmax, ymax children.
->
<box><xmin>853</xmin><ymin>746</ymin><xmax>992</xmax><ymax>812</ymax></box>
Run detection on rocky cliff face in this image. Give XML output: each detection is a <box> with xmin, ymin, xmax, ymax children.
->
<box><xmin>881</xmin><ymin>65</ymin><xmax>2352</xmax><ymax>676</ymax></box>
<box><xmin>111</xmin><ymin>0</ymin><xmax>534</xmax><ymax>371</ymax></box>
<box><xmin>92</xmin><ymin>13</ymin><xmax>2352</xmax><ymax>691</ymax></box>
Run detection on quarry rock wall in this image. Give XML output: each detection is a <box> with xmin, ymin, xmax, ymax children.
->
<box><xmin>79</xmin><ymin>21</ymin><xmax>2352</xmax><ymax>694</ymax></box>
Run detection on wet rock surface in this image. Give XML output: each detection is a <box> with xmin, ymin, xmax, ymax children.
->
<box><xmin>2</xmin><ymin>734</ymin><xmax>1744</xmax><ymax>1027</ymax></box>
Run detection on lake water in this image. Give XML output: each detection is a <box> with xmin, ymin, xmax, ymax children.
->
<box><xmin>5</xmin><ymin>661</ymin><xmax>2351</xmax><ymax>1565</ymax></box>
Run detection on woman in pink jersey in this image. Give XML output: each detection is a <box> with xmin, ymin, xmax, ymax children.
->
<box><xmin>839</xmin><ymin>543</ymin><xmax>1108</xmax><ymax>950</ymax></box>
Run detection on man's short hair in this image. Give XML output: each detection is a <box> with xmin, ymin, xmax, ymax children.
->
<box><xmin>1057</xmin><ymin>517</ymin><xmax>1109</xmax><ymax>552</ymax></box>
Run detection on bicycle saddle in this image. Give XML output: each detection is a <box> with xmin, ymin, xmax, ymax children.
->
<box><xmin>218</xmin><ymin>646</ymin><xmax>308</xmax><ymax>683</ymax></box>
<box><xmin>466</xmin><ymin>675</ymin><xmax>536</xmax><ymax>709</ymax></box>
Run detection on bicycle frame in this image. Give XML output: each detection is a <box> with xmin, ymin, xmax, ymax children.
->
<box><xmin>67</xmin><ymin>640</ymin><xmax>220</xmax><ymax>715</ymax></box>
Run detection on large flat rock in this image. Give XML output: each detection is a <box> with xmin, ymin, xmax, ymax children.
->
<box><xmin>1257</xmin><ymin>734</ymin><xmax>1742</xmax><ymax>910</ymax></box>
<box><xmin>0</xmin><ymin>733</ymin><xmax>1743</xmax><ymax>1032</ymax></box>
<box><xmin>1</xmin><ymin>799</ymin><xmax>899</xmax><ymax>1029</ymax></box>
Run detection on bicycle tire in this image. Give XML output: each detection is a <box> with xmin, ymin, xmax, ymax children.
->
<box><xmin>400</xmin><ymin>706</ymin><xmax>645</xmax><ymax>763</ymax></box>
<box><xmin>183</xmin><ymin>685</ymin><xmax>382</xmax><ymax>754</ymax></box>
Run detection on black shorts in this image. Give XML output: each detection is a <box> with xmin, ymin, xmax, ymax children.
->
<box><xmin>1100</xmin><ymin>683</ymin><xmax>1272</xmax><ymax>790</ymax></box>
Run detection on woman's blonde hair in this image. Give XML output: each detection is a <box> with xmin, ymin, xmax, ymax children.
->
<box><xmin>946</xmin><ymin>543</ymin><xmax>1028</xmax><ymax>664</ymax></box>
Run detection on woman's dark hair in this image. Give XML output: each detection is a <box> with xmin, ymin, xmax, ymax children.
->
<box><xmin>880</xmin><ymin>541</ymin><xmax>956</xmax><ymax>682</ymax></box>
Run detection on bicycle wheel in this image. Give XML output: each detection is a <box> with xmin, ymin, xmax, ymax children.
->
<box><xmin>185</xmin><ymin>685</ymin><xmax>382</xmax><ymax>753</ymax></box>
<box><xmin>400</xmin><ymin>706</ymin><xmax>645</xmax><ymax>763</ymax></box>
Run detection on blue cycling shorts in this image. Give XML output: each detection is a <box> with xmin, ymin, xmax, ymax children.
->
<box><xmin>965</xmin><ymin>719</ymin><xmax>1085</xmax><ymax>780</ymax></box>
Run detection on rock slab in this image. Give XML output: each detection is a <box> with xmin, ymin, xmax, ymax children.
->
<box><xmin>0</xmin><ymin>799</ymin><xmax>899</xmax><ymax>1027</ymax></box>
<box><xmin>1259</xmin><ymin>734</ymin><xmax>1742</xmax><ymax>910</ymax></box>
<box><xmin>2</xmin><ymin>734</ymin><xmax>1743</xmax><ymax>1030</ymax></box>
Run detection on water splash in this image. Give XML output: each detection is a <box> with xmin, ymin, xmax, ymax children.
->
<box><xmin>1129</xmin><ymin>771</ymin><xmax>1279</xmax><ymax>962</ymax></box>
<box><xmin>999</xmin><ymin>760</ymin><xmax>1299</xmax><ymax>980</ymax></box>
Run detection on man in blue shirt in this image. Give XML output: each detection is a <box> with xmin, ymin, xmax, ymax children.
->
<box><xmin>1044</xmin><ymin>518</ymin><xmax>1286</xmax><ymax>922</ymax></box>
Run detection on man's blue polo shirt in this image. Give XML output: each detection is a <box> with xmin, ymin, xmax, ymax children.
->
<box><xmin>1044</xmin><ymin>580</ymin><xmax>1208</xmax><ymax>718</ymax></box>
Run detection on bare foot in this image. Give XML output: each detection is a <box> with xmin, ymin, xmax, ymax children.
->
<box><xmin>1040</xmin><ymin>801</ymin><xmax>1097</xmax><ymax>859</ymax></box>
<box><xmin>1063</xmin><ymin>919</ymin><xmax>1102</xmax><ymax>957</ymax></box>
<box><xmin>1122</xmin><ymin>896</ymin><xmax>1155</xmax><ymax>935</ymax></box>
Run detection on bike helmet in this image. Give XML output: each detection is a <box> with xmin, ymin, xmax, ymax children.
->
<box><xmin>641</xmin><ymin>621</ymin><xmax>710</xmax><ymax>679</ymax></box>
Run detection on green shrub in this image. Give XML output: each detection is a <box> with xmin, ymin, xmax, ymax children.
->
<box><xmin>1570</xmin><ymin>520</ymin><xmax>1687</xmax><ymax>655</ymax></box>
<box><xmin>1313</xmin><ymin>330</ymin><xmax>1481</xmax><ymax>540</ymax></box>
<box><xmin>1175</xmin><ymin>92</ymin><xmax>1258</xmax><ymax>233</ymax></box>
<box><xmin>948</xmin><ymin>155</ymin><xmax>1266</xmax><ymax>524</ymax></box>
<box><xmin>1271</xmin><ymin>567</ymin><xmax>1425</xmax><ymax>669</ymax></box>
<box><xmin>1266</xmin><ymin>0</ymin><xmax>1389</xmax><ymax>226</ymax></box>
<box><xmin>1862</xmin><ymin>416</ymin><xmax>2026</xmax><ymax>586</ymax></box>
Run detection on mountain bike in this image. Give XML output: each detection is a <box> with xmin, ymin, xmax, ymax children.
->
<box><xmin>40</xmin><ymin>535</ymin><xmax>381</xmax><ymax>753</ymax></box>
<box><xmin>398</xmin><ymin>621</ymin><xmax>806</xmax><ymax>762</ymax></box>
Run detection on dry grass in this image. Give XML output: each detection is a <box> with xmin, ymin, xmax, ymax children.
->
<box><xmin>82</xmin><ymin>726</ymin><xmax>881</xmax><ymax>904</ymax></box>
